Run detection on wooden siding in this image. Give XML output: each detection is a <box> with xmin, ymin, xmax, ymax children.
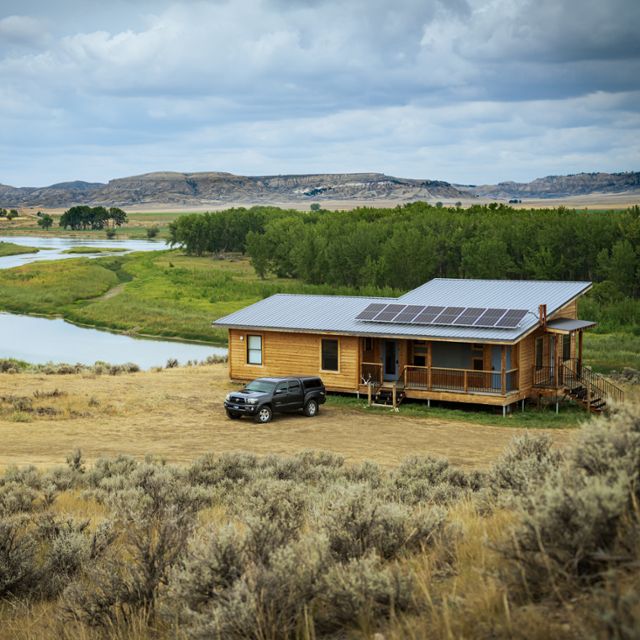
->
<box><xmin>229</xmin><ymin>329</ymin><xmax>359</xmax><ymax>391</ymax></box>
<box><xmin>551</xmin><ymin>300</ymin><xmax>578</xmax><ymax>320</ymax></box>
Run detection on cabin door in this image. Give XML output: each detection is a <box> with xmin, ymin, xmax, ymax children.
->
<box><xmin>383</xmin><ymin>340</ymin><xmax>398</xmax><ymax>382</ymax></box>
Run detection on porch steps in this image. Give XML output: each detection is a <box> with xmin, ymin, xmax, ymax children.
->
<box><xmin>566</xmin><ymin>384</ymin><xmax>607</xmax><ymax>414</ymax></box>
<box><xmin>374</xmin><ymin>388</ymin><xmax>406</xmax><ymax>407</ymax></box>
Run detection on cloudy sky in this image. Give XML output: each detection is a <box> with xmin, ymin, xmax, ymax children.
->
<box><xmin>1</xmin><ymin>0</ymin><xmax>639</xmax><ymax>187</ymax></box>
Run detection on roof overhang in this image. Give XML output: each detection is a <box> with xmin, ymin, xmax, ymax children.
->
<box><xmin>213</xmin><ymin>322</ymin><xmax>522</xmax><ymax>344</ymax></box>
<box><xmin>545</xmin><ymin>318</ymin><xmax>597</xmax><ymax>334</ymax></box>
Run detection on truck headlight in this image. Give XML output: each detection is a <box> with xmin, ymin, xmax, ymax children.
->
<box><xmin>247</xmin><ymin>398</ymin><xmax>258</xmax><ymax>405</ymax></box>
<box><xmin>225</xmin><ymin>393</ymin><xmax>232</xmax><ymax>402</ymax></box>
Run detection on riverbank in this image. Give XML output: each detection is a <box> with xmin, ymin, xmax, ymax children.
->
<box><xmin>0</xmin><ymin>250</ymin><xmax>396</xmax><ymax>344</ymax></box>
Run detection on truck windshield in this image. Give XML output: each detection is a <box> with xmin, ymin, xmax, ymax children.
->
<box><xmin>245</xmin><ymin>380</ymin><xmax>277</xmax><ymax>393</ymax></box>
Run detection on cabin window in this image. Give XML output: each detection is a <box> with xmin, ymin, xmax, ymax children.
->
<box><xmin>535</xmin><ymin>337</ymin><xmax>543</xmax><ymax>370</ymax></box>
<box><xmin>562</xmin><ymin>334</ymin><xmax>571</xmax><ymax>362</ymax></box>
<box><xmin>321</xmin><ymin>338</ymin><xmax>339</xmax><ymax>371</ymax></box>
<box><xmin>247</xmin><ymin>335</ymin><xmax>263</xmax><ymax>365</ymax></box>
<box><xmin>412</xmin><ymin>341</ymin><xmax>427</xmax><ymax>367</ymax></box>
<box><xmin>363</xmin><ymin>337</ymin><xmax>373</xmax><ymax>352</ymax></box>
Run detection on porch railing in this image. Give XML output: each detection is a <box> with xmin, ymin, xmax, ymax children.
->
<box><xmin>534</xmin><ymin>358</ymin><xmax>624</xmax><ymax>405</ymax></box>
<box><xmin>361</xmin><ymin>362</ymin><xmax>383</xmax><ymax>386</ymax></box>
<box><xmin>360</xmin><ymin>364</ymin><xmax>518</xmax><ymax>395</ymax></box>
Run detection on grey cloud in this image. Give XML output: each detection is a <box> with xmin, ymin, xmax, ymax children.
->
<box><xmin>0</xmin><ymin>0</ymin><xmax>638</xmax><ymax>185</ymax></box>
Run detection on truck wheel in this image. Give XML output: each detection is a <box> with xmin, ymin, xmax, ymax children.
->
<box><xmin>255</xmin><ymin>405</ymin><xmax>273</xmax><ymax>424</ymax></box>
<box><xmin>226</xmin><ymin>410</ymin><xmax>241</xmax><ymax>420</ymax></box>
<box><xmin>304</xmin><ymin>399</ymin><xmax>319</xmax><ymax>417</ymax></box>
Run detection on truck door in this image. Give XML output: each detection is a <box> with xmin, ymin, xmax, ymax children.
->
<box><xmin>272</xmin><ymin>381</ymin><xmax>289</xmax><ymax>411</ymax></box>
<box><xmin>288</xmin><ymin>379</ymin><xmax>303</xmax><ymax>410</ymax></box>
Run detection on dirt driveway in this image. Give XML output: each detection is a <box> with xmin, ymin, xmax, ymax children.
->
<box><xmin>0</xmin><ymin>364</ymin><xmax>576</xmax><ymax>469</ymax></box>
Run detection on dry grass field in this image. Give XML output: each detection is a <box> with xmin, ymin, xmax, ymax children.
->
<box><xmin>0</xmin><ymin>364</ymin><xmax>576</xmax><ymax>470</ymax></box>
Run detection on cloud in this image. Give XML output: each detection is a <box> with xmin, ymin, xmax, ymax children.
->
<box><xmin>0</xmin><ymin>14</ymin><xmax>48</xmax><ymax>48</ymax></box>
<box><xmin>0</xmin><ymin>0</ymin><xmax>638</xmax><ymax>185</ymax></box>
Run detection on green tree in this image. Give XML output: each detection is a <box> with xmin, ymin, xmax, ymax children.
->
<box><xmin>6</xmin><ymin>209</ymin><xmax>18</xmax><ymax>220</ymax></box>
<box><xmin>37</xmin><ymin>213</ymin><xmax>54</xmax><ymax>230</ymax></box>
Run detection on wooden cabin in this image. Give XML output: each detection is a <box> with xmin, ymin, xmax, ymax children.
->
<box><xmin>214</xmin><ymin>278</ymin><xmax>623</xmax><ymax>413</ymax></box>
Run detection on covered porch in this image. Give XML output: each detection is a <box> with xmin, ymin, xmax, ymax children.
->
<box><xmin>359</xmin><ymin>337</ymin><xmax>520</xmax><ymax>403</ymax></box>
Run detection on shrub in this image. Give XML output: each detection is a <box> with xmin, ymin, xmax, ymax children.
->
<box><xmin>490</xmin><ymin>434</ymin><xmax>563</xmax><ymax>498</ymax></box>
<box><xmin>146</xmin><ymin>225</ymin><xmax>160</xmax><ymax>239</ymax></box>
<box><xmin>505</xmin><ymin>408</ymin><xmax>640</xmax><ymax>601</ymax></box>
<box><xmin>319</xmin><ymin>553</ymin><xmax>416</xmax><ymax>631</ymax></box>
<box><xmin>0</xmin><ymin>517</ymin><xmax>38</xmax><ymax>596</ymax></box>
<box><xmin>323</xmin><ymin>486</ymin><xmax>445</xmax><ymax>561</ymax></box>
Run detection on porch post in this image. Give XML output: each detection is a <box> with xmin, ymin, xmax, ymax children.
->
<box><xmin>427</xmin><ymin>341</ymin><xmax>432</xmax><ymax>390</ymax></box>
<box><xmin>553</xmin><ymin>335</ymin><xmax>559</xmax><ymax>388</ymax></box>
<box><xmin>577</xmin><ymin>330</ymin><xmax>583</xmax><ymax>376</ymax></box>
<box><xmin>501</xmin><ymin>345</ymin><xmax>506</xmax><ymax>395</ymax></box>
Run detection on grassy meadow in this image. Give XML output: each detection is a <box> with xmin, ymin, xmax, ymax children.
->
<box><xmin>0</xmin><ymin>241</ymin><xmax>39</xmax><ymax>257</ymax></box>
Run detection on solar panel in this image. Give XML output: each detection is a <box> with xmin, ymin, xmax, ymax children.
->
<box><xmin>432</xmin><ymin>306</ymin><xmax>465</xmax><ymax>325</ymax></box>
<box><xmin>474</xmin><ymin>308</ymin><xmax>508</xmax><ymax>327</ymax></box>
<box><xmin>494</xmin><ymin>308</ymin><xmax>528</xmax><ymax>328</ymax></box>
<box><xmin>453</xmin><ymin>307</ymin><xmax>486</xmax><ymax>325</ymax></box>
<box><xmin>412</xmin><ymin>306</ymin><xmax>445</xmax><ymax>325</ymax></box>
<box><xmin>355</xmin><ymin>303</ymin><xmax>389</xmax><ymax>320</ymax></box>
<box><xmin>393</xmin><ymin>305</ymin><xmax>425</xmax><ymax>324</ymax></box>
<box><xmin>373</xmin><ymin>304</ymin><xmax>406</xmax><ymax>322</ymax></box>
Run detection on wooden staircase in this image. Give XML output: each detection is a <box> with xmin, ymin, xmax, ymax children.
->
<box><xmin>375</xmin><ymin>386</ymin><xmax>406</xmax><ymax>407</ymax></box>
<box><xmin>560</xmin><ymin>360</ymin><xmax>624</xmax><ymax>414</ymax></box>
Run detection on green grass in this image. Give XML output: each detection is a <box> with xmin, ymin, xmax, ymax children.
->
<box><xmin>583</xmin><ymin>331</ymin><xmax>640</xmax><ymax>372</ymax></box>
<box><xmin>61</xmin><ymin>246</ymin><xmax>129</xmax><ymax>254</ymax></box>
<box><xmin>0</xmin><ymin>241</ymin><xmax>38</xmax><ymax>257</ymax></box>
<box><xmin>326</xmin><ymin>394</ymin><xmax>589</xmax><ymax>428</ymax></box>
<box><xmin>0</xmin><ymin>251</ymin><xmax>388</xmax><ymax>343</ymax></box>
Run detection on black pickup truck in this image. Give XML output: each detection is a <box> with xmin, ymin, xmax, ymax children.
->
<box><xmin>224</xmin><ymin>376</ymin><xmax>326</xmax><ymax>423</ymax></box>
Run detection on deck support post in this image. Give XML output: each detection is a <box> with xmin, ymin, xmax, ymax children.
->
<box><xmin>367</xmin><ymin>383</ymin><xmax>372</xmax><ymax>407</ymax></box>
<box><xmin>521</xmin><ymin>399</ymin><xmax>525</xmax><ymax>412</ymax></box>
<box><xmin>392</xmin><ymin>384</ymin><xmax>397</xmax><ymax>411</ymax></box>
<box><xmin>555</xmin><ymin>397</ymin><xmax>559</xmax><ymax>414</ymax></box>
<box><xmin>427</xmin><ymin>399</ymin><xmax>431</xmax><ymax>408</ymax></box>
<box><xmin>502</xmin><ymin>405</ymin><xmax>506</xmax><ymax>418</ymax></box>
<box><xmin>501</xmin><ymin>346</ymin><xmax>506</xmax><ymax>395</ymax></box>
<box><xmin>578</xmin><ymin>330</ymin><xmax>583</xmax><ymax>377</ymax></box>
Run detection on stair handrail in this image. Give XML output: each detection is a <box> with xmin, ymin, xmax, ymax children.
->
<box><xmin>561</xmin><ymin>358</ymin><xmax>624</xmax><ymax>406</ymax></box>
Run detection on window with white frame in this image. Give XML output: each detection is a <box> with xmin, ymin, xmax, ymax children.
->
<box><xmin>247</xmin><ymin>335</ymin><xmax>263</xmax><ymax>365</ymax></box>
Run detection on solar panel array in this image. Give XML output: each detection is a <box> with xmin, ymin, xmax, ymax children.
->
<box><xmin>355</xmin><ymin>303</ymin><xmax>529</xmax><ymax>329</ymax></box>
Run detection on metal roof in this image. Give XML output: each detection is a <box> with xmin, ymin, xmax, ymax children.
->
<box><xmin>213</xmin><ymin>279</ymin><xmax>593</xmax><ymax>344</ymax></box>
<box><xmin>545</xmin><ymin>318</ymin><xmax>597</xmax><ymax>333</ymax></box>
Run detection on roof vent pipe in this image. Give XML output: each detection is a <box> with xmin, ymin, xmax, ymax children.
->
<box><xmin>539</xmin><ymin>304</ymin><xmax>547</xmax><ymax>328</ymax></box>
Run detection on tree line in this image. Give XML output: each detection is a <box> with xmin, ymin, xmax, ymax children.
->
<box><xmin>168</xmin><ymin>203</ymin><xmax>640</xmax><ymax>329</ymax></box>
<box><xmin>59</xmin><ymin>206</ymin><xmax>128</xmax><ymax>230</ymax></box>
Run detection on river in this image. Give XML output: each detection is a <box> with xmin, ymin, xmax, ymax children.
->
<box><xmin>0</xmin><ymin>235</ymin><xmax>228</xmax><ymax>368</ymax></box>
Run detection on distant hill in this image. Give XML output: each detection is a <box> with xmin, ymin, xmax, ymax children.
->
<box><xmin>465</xmin><ymin>171</ymin><xmax>640</xmax><ymax>199</ymax></box>
<box><xmin>2</xmin><ymin>170</ymin><xmax>638</xmax><ymax>208</ymax></box>
<box><xmin>0</xmin><ymin>172</ymin><xmax>464</xmax><ymax>208</ymax></box>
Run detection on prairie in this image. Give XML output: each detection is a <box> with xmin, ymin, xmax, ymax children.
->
<box><xmin>0</xmin><ymin>402</ymin><xmax>637</xmax><ymax>640</ymax></box>
<box><xmin>0</xmin><ymin>364</ymin><xmax>576</xmax><ymax>470</ymax></box>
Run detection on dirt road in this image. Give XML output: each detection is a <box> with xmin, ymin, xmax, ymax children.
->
<box><xmin>0</xmin><ymin>364</ymin><xmax>576</xmax><ymax>469</ymax></box>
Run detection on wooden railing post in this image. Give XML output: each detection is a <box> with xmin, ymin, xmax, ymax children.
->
<box><xmin>501</xmin><ymin>346</ymin><xmax>506</xmax><ymax>395</ymax></box>
<box><xmin>463</xmin><ymin>370</ymin><xmax>468</xmax><ymax>393</ymax></box>
<box><xmin>586</xmin><ymin>378</ymin><xmax>591</xmax><ymax>413</ymax></box>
